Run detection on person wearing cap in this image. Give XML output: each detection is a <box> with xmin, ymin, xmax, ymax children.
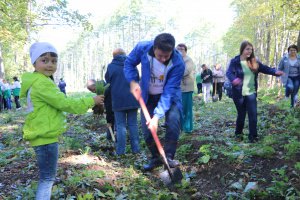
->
<box><xmin>105</xmin><ymin>48</ymin><xmax>140</xmax><ymax>155</ymax></box>
<box><xmin>20</xmin><ymin>42</ymin><xmax>104</xmax><ymax>199</ymax></box>
<box><xmin>124</xmin><ymin>33</ymin><xmax>185</xmax><ymax>171</ymax></box>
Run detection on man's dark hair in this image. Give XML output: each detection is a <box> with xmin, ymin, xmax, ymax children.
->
<box><xmin>153</xmin><ymin>33</ymin><xmax>175</xmax><ymax>52</ymax></box>
<box><xmin>288</xmin><ymin>44</ymin><xmax>298</xmax><ymax>52</ymax></box>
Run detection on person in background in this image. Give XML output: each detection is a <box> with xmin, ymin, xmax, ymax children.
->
<box><xmin>124</xmin><ymin>33</ymin><xmax>185</xmax><ymax>171</ymax></box>
<box><xmin>21</xmin><ymin>42</ymin><xmax>104</xmax><ymax>199</ymax></box>
<box><xmin>105</xmin><ymin>48</ymin><xmax>140</xmax><ymax>155</ymax></box>
<box><xmin>195</xmin><ymin>69</ymin><xmax>202</xmax><ymax>94</ymax></box>
<box><xmin>201</xmin><ymin>64</ymin><xmax>213</xmax><ymax>103</ymax></box>
<box><xmin>226</xmin><ymin>40</ymin><xmax>283</xmax><ymax>143</ymax></box>
<box><xmin>11</xmin><ymin>76</ymin><xmax>22</xmax><ymax>110</ymax></box>
<box><xmin>176</xmin><ymin>43</ymin><xmax>195</xmax><ymax>133</ymax></box>
<box><xmin>2</xmin><ymin>79</ymin><xmax>12</xmax><ymax>110</ymax></box>
<box><xmin>58</xmin><ymin>78</ymin><xmax>67</xmax><ymax>95</ymax></box>
<box><xmin>212</xmin><ymin>64</ymin><xmax>225</xmax><ymax>101</ymax></box>
<box><xmin>278</xmin><ymin>44</ymin><xmax>300</xmax><ymax>108</ymax></box>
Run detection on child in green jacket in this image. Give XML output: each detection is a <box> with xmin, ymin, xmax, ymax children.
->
<box><xmin>21</xmin><ymin>42</ymin><xmax>104</xmax><ymax>199</ymax></box>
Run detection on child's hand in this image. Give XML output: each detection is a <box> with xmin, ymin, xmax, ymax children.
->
<box><xmin>93</xmin><ymin>95</ymin><xmax>104</xmax><ymax>105</ymax></box>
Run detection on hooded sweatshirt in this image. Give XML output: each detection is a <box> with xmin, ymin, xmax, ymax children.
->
<box><xmin>20</xmin><ymin>72</ymin><xmax>95</xmax><ymax>146</ymax></box>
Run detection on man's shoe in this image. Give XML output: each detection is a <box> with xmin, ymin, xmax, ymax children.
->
<box><xmin>143</xmin><ymin>157</ymin><xmax>163</xmax><ymax>171</ymax></box>
<box><xmin>235</xmin><ymin>135</ymin><xmax>243</xmax><ymax>142</ymax></box>
<box><xmin>249</xmin><ymin>137</ymin><xmax>258</xmax><ymax>143</ymax></box>
<box><xmin>167</xmin><ymin>157</ymin><xmax>180</xmax><ymax>168</ymax></box>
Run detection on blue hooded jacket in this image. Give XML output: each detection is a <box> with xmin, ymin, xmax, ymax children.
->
<box><xmin>124</xmin><ymin>41</ymin><xmax>185</xmax><ymax>119</ymax></box>
<box><xmin>105</xmin><ymin>54</ymin><xmax>139</xmax><ymax>112</ymax></box>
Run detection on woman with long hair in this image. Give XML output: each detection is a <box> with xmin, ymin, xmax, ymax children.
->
<box><xmin>226</xmin><ymin>41</ymin><xmax>283</xmax><ymax>143</ymax></box>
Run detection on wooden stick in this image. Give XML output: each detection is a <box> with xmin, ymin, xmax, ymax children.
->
<box><xmin>108</xmin><ymin>125</ymin><xmax>116</xmax><ymax>142</ymax></box>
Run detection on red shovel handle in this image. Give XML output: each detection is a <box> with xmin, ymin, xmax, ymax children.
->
<box><xmin>138</xmin><ymin>97</ymin><xmax>171</xmax><ymax>171</ymax></box>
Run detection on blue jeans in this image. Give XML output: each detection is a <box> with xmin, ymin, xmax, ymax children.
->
<box><xmin>114</xmin><ymin>109</ymin><xmax>140</xmax><ymax>155</ymax></box>
<box><xmin>34</xmin><ymin>143</ymin><xmax>58</xmax><ymax>200</ymax></box>
<box><xmin>141</xmin><ymin>95</ymin><xmax>181</xmax><ymax>158</ymax></box>
<box><xmin>285</xmin><ymin>77</ymin><xmax>300</xmax><ymax>107</ymax></box>
<box><xmin>233</xmin><ymin>93</ymin><xmax>257</xmax><ymax>141</ymax></box>
<box><xmin>5</xmin><ymin>97</ymin><xmax>12</xmax><ymax>110</ymax></box>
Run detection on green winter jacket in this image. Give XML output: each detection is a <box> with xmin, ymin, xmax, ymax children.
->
<box><xmin>12</xmin><ymin>88</ymin><xmax>21</xmax><ymax>96</ymax></box>
<box><xmin>20</xmin><ymin>72</ymin><xmax>95</xmax><ymax>146</ymax></box>
<box><xmin>3</xmin><ymin>88</ymin><xmax>11</xmax><ymax>99</ymax></box>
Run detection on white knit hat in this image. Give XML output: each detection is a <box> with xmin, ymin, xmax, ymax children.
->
<box><xmin>29</xmin><ymin>42</ymin><xmax>57</xmax><ymax>64</ymax></box>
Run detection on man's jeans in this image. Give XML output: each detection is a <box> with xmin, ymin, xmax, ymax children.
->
<box><xmin>34</xmin><ymin>143</ymin><xmax>58</xmax><ymax>200</ymax></box>
<box><xmin>141</xmin><ymin>95</ymin><xmax>181</xmax><ymax>156</ymax></box>
<box><xmin>114</xmin><ymin>109</ymin><xmax>140</xmax><ymax>155</ymax></box>
<box><xmin>233</xmin><ymin>93</ymin><xmax>257</xmax><ymax>141</ymax></box>
<box><xmin>285</xmin><ymin>77</ymin><xmax>300</xmax><ymax>107</ymax></box>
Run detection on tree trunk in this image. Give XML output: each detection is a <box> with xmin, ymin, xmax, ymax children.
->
<box><xmin>297</xmin><ymin>31</ymin><xmax>300</xmax><ymax>50</ymax></box>
<box><xmin>0</xmin><ymin>44</ymin><xmax>5</xmax><ymax>78</ymax></box>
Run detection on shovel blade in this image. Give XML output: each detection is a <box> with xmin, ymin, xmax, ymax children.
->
<box><xmin>159</xmin><ymin>167</ymin><xmax>183</xmax><ymax>186</ymax></box>
<box><xmin>212</xmin><ymin>96</ymin><xmax>218</xmax><ymax>102</ymax></box>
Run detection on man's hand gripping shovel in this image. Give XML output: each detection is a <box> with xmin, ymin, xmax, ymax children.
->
<box><xmin>131</xmin><ymin>82</ymin><xmax>183</xmax><ymax>186</ymax></box>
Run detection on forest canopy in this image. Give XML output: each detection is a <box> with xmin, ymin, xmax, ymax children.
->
<box><xmin>0</xmin><ymin>0</ymin><xmax>299</xmax><ymax>91</ymax></box>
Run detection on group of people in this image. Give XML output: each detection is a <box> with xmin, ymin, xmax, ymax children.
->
<box><xmin>18</xmin><ymin>33</ymin><xmax>299</xmax><ymax>199</ymax></box>
<box><xmin>195</xmin><ymin>63</ymin><xmax>226</xmax><ymax>103</ymax></box>
<box><xmin>0</xmin><ymin>76</ymin><xmax>21</xmax><ymax>112</ymax></box>
<box><xmin>0</xmin><ymin>76</ymin><xmax>66</xmax><ymax>113</ymax></box>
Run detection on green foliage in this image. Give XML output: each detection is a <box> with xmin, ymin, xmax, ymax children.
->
<box><xmin>224</xmin><ymin>0</ymin><xmax>299</xmax><ymax>66</ymax></box>
<box><xmin>251</xmin><ymin>145</ymin><xmax>276</xmax><ymax>158</ymax></box>
<box><xmin>176</xmin><ymin>144</ymin><xmax>192</xmax><ymax>160</ymax></box>
<box><xmin>95</xmin><ymin>80</ymin><xmax>109</xmax><ymax>95</ymax></box>
<box><xmin>77</xmin><ymin>192</ymin><xmax>94</xmax><ymax>200</ymax></box>
<box><xmin>295</xmin><ymin>162</ymin><xmax>300</xmax><ymax>171</ymax></box>
<box><xmin>266</xmin><ymin>167</ymin><xmax>299</xmax><ymax>198</ymax></box>
<box><xmin>64</xmin><ymin>136</ymin><xmax>83</xmax><ymax>150</ymax></box>
<box><xmin>284</xmin><ymin>139</ymin><xmax>300</xmax><ymax>158</ymax></box>
<box><xmin>197</xmin><ymin>144</ymin><xmax>212</xmax><ymax>164</ymax></box>
<box><xmin>262</xmin><ymin>135</ymin><xmax>277</xmax><ymax>146</ymax></box>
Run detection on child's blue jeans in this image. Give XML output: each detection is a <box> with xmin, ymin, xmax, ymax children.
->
<box><xmin>114</xmin><ymin>109</ymin><xmax>140</xmax><ymax>155</ymax></box>
<box><xmin>34</xmin><ymin>142</ymin><xmax>58</xmax><ymax>200</ymax></box>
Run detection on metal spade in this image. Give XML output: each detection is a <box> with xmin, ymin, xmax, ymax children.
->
<box><xmin>212</xmin><ymin>81</ymin><xmax>218</xmax><ymax>102</ymax></box>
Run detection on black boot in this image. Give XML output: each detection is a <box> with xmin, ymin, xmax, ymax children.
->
<box><xmin>143</xmin><ymin>143</ymin><xmax>163</xmax><ymax>171</ymax></box>
<box><xmin>164</xmin><ymin>140</ymin><xmax>180</xmax><ymax>168</ymax></box>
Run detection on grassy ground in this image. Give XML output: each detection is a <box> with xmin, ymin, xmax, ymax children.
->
<box><xmin>0</xmin><ymin>89</ymin><xmax>299</xmax><ymax>199</ymax></box>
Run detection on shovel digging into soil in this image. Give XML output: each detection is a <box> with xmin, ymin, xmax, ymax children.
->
<box><xmin>138</xmin><ymin>97</ymin><xmax>183</xmax><ymax>186</ymax></box>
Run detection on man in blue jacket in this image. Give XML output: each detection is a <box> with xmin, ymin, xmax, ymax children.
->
<box><xmin>124</xmin><ymin>33</ymin><xmax>185</xmax><ymax>171</ymax></box>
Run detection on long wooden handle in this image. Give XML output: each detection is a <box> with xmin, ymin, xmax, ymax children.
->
<box><xmin>138</xmin><ymin>97</ymin><xmax>172</xmax><ymax>173</ymax></box>
<box><xmin>108</xmin><ymin>125</ymin><xmax>116</xmax><ymax>142</ymax></box>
